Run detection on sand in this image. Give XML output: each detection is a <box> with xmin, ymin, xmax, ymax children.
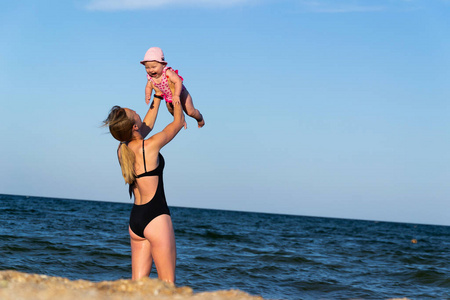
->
<box><xmin>0</xmin><ymin>270</ymin><xmax>413</xmax><ymax>300</ymax></box>
<box><xmin>0</xmin><ymin>270</ymin><xmax>264</xmax><ymax>300</ymax></box>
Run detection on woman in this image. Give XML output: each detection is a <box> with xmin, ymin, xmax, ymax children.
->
<box><xmin>103</xmin><ymin>98</ymin><xmax>185</xmax><ymax>283</ymax></box>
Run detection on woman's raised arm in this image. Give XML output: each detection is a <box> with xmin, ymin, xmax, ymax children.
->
<box><xmin>139</xmin><ymin>97</ymin><xmax>162</xmax><ymax>138</ymax></box>
<box><xmin>147</xmin><ymin>101</ymin><xmax>185</xmax><ymax>151</ymax></box>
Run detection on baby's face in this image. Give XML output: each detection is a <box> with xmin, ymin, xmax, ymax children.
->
<box><xmin>144</xmin><ymin>61</ymin><xmax>165</xmax><ymax>78</ymax></box>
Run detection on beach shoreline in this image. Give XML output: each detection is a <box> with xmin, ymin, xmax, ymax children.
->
<box><xmin>0</xmin><ymin>270</ymin><xmax>264</xmax><ymax>300</ymax></box>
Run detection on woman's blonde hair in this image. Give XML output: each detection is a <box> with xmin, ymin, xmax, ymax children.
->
<box><xmin>103</xmin><ymin>106</ymin><xmax>136</xmax><ymax>184</ymax></box>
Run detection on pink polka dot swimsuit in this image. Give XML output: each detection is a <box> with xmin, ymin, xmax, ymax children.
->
<box><xmin>148</xmin><ymin>67</ymin><xmax>184</xmax><ymax>103</ymax></box>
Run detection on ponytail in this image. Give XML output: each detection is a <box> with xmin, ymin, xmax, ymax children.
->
<box><xmin>103</xmin><ymin>106</ymin><xmax>137</xmax><ymax>184</ymax></box>
<box><xmin>118</xmin><ymin>143</ymin><xmax>136</xmax><ymax>184</ymax></box>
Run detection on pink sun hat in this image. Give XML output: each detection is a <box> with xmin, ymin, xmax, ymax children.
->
<box><xmin>140</xmin><ymin>47</ymin><xmax>167</xmax><ymax>65</ymax></box>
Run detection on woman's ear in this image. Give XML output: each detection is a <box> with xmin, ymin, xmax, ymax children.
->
<box><xmin>132</xmin><ymin>124</ymin><xmax>139</xmax><ymax>131</ymax></box>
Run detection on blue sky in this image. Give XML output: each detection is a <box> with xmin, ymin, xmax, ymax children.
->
<box><xmin>1</xmin><ymin>0</ymin><xmax>449</xmax><ymax>226</ymax></box>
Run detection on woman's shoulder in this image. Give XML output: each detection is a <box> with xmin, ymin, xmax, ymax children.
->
<box><xmin>142</xmin><ymin>138</ymin><xmax>161</xmax><ymax>165</ymax></box>
<box><xmin>143</xmin><ymin>137</ymin><xmax>161</xmax><ymax>153</ymax></box>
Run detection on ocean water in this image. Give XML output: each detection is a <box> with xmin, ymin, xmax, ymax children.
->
<box><xmin>0</xmin><ymin>194</ymin><xmax>449</xmax><ymax>299</ymax></box>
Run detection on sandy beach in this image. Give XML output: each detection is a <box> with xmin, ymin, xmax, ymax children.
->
<box><xmin>0</xmin><ymin>270</ymin><xmax>414</xmax><ymax>300</ymax></box>
<box><xmin>0</xmin><ymin>271</ymin><xmax>264</xmax><ymax>300</ymax></box>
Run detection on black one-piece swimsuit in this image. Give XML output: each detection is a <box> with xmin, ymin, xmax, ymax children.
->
<box><xmin>129</xmin><ymin>141</ymin><xmax>170</xmax><ymax>238</ymax></box>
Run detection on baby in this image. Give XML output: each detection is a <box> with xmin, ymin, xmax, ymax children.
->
<box><xmin>141</xmin><ymin>47</ymin><xmax>205</xmax><ymax>128</ymax></box>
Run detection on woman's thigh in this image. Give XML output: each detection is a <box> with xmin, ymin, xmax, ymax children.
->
<box><xmin>143</xmin><ymin>215</ymin><xmax>176</xmax><ymax>283</ymax></box>
<box><xmin>129</xmin><ymin>226</ymin><xmax>153</xmax><ymax>280</ymax></box>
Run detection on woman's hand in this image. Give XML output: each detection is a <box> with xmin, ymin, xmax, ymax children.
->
<box><xmin>172</xmin><ymin>95</ymin><xmax>181</xmax><ymax>105</ymax></box>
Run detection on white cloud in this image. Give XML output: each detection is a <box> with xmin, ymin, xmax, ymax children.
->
<box><xmin>85</xmin><ymin>0</ymin><xmax>252</xmax><ymax>11</ymax></box>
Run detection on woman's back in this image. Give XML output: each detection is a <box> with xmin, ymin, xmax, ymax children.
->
<box><xmin>128</xmin><ymin>139</ymin><xmax>163</xmax><ymax>205</ymax></box>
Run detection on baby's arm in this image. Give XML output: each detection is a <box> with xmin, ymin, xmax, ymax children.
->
<box><xmin>166</xmin><ymin>69</ymin><xmax>183</xmax><ymax>105</ymax></box>
<box><xmin>145</xmin><ymin>80</ymin><xmax>153</xmax><ymax>105</ymax></box>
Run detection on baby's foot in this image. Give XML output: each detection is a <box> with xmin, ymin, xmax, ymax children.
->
<box><xmin>197</xmin><ymin>117</ymin><xmax>205</xmax><ymax>128</ymax></box>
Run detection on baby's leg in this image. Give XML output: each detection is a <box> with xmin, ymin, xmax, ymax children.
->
<box><xmin>181</xmin><ymin>92</ymin><xmax>205</xmax><ymax>128</ymax></box>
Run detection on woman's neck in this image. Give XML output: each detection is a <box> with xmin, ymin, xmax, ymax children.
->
<box><xmin>131</xmin><ymin>131</ymin><xmax>143</xmax><ymax>141</ymax></box>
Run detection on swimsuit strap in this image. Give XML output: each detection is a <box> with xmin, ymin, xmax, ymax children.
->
<box><xmin>142</xmin><ymin>140</ymin><xmax>147</xmax><ymax>172</ymax></box>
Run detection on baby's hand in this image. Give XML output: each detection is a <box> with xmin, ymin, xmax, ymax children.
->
<box><xmin>145</xmin><ymin>94</ymin><xmax>151</xmax><ymax>105</ymax></box>
<box><xmin>172</xmin><ymin>96</ymin><xmax>181</xmax><ymax>105</ymax></box>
